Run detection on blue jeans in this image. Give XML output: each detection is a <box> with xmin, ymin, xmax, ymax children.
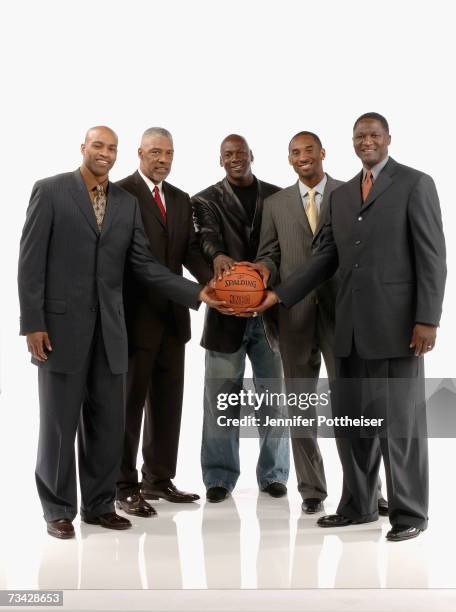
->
<box><xmin>201</xmin><ymin>317</ymin><xmax>290</xmax><ymax>492</ymax></box>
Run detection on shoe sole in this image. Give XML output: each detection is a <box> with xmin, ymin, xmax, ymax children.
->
<box><xmin>47</xmin><ymin>528</ymin><xmax>75</xmax><ymax>539</ymax></box>
<box><xmin>142</xmin><ymin>494</ymin><xmax>199</xmax><ymax>503</ymax></box>
<box><xmin>386</xmin><ymin>531</ymin><xmax>421</xmax><ymax>542</ymax></box>
<box><xmin>115</xmin><ymin>502</ymin><xmax>157</xmax><ymax>518</ymax></box>
<box><xmin>83</xmin><ymin>518</ymin><xmax>131</xmax><ymax>530</ymax></box>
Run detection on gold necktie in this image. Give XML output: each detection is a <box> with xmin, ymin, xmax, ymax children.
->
<box><xmin>305</xmin><ymin>188</ymin><xmax>318</xmax><ymax>234</ymax></box>
<box><xmin>93</xmin><ymin>184</ymin><xmax>107</xmax><ymax>230</ymax></box>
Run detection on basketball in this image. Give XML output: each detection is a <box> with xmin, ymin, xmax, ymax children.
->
<box><xmin>214</xmin><ymin>265</ymin><xmax>265</xmax><ymax>311</ymax></box>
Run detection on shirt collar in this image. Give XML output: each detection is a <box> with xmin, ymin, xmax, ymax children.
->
<box><xmin>138</xmin><ymin>168</ymin><xmax>163</xmax><ymax>194</ymax></box>
<box><xmin>363</xmin><ymin>156</ymin><xmax>389</xmax><ymax>182</ymax></box>
<box><xmin>299</xmin><ymin>173</ymin><xmax>328</xmax><ymax>198</ymax></box>
<box><xmin>79</xmin><ymin>165</ymin><xmax>109</xmax><ymax>193</ymax></box>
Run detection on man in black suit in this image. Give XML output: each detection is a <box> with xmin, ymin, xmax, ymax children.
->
<box><xmin>17</xmin><ymin>126</ymin><xmax>222</xmax><ymax>539</ymax></box>
<box><xmin>192</xmin><ymin>134</ymin><xmax>290</xmax><ymax>503</ymax></box>
<box><xmin>116</xmin><ymin>128</ymin><xmax>211</xmax><ymax>516</ymax></box>
<box><xmin>249</xmin><ymin>113</ymin><xmax>446</xmax><ymax>541</ymax></box>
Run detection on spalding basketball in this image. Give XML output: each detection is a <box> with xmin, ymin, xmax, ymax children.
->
<box><xmin>214</xmin><ymin>265</ymin><xmax>265</xmax><ymax>311</ymax></box>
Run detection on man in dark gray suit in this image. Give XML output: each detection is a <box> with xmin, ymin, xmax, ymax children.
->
<box><xmin>17</xmin><ymin>126</ymin><xmax>221</xmax><ymax>539</ymax></box>
<box><xmin>254</xmin><ymin>131</ymin><xmax>386</xmax><ymax>515</ymax></box>
<box><xmin>248</xmin><ymin>113</ymin><xmax>446</xmax><ymax>541</ymax></box>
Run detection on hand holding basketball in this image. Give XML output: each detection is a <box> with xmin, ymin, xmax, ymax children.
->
<box><xmin>213</xmin><ymin>264</ymin><xmax>265</xmax><ymax>313</ymax></box>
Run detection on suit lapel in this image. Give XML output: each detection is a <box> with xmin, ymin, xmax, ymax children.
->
<box><xmin>100</xmin><ymin>183</ymin><xmax>121</xmax><ymax>237</ymax></box>
<box><xmin>162</xmin><ymin>182</ymin><xmax>175</xmax><ymax>243</ymax></box>
<box><xmin>361</xmin><ymin>167</ymin><xmax>393</xmax><ymax>211</ymax></box>
<box><xmin>314</xmin><ymin>174</ymin><xmax>335</xmax><ymax>236</ymax></box>
<box><xmin>70</xmin><ymin>170</ymin><xmax>99</xmax><ymax>235</ymax></box>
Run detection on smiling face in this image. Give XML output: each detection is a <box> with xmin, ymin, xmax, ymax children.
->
<box><xmin>81</xmin><ymin>127</ymin><xmax>118</xmax><ymax>177</ymax></box>
<box><xmin>288</xmin><ymin>133</ymin><xmax>325</xmax><ymax>186</ymax></box>
<box><xmin>353</xmin><ymin>119</ymin><xmax>391</xmax><ymax>168</ymax></box>
<box><xmin>139</xmin><ymin>133</ymin><xmax>174</xmax><ymax>183</ymax></box>
<box><xmin>220</xmin><ymin>135</ymin><xmax>253</xmax><ymax>186</ymax></box>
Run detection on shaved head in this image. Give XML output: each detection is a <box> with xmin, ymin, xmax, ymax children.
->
<box><xmin>84</xmin><ymin>125</ymin><xmax>118</xmax><ymax>145</ymax></box>
<box><xmin>220</xmin><ymin>133</ymin><xmax>250</xmax><ymax>153</ymax></box>
<box><xmin>81</xmin><ymin>125</ymin><xmax>118</xmax><ymax>177</ymax></box>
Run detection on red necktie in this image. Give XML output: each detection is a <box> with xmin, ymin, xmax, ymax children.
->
<box><xmin>153</xmin><ymin>186</ymin><xmax>166</xmax><ymax>223</ymax></box>
<box><xmin>362</xmin><ymin>170</ymin><xmax>373</xmax><ymax>202</ymax></box>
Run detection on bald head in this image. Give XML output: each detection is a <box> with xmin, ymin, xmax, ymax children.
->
<box><xmin>84</xmin><ymin>125</ymin><xmax>118</xmax><ymax>145</ymax></box>
<box><xmin>81</xmin><ymin>125</ymin><xmax>118</xmax><ymax>177</ymax></box>
<box><xmin>220</xmin><ymin>134</ymin><xmax>254</xmax><ymax>187</ymax></box>
<box><xmin>220</xmin><ymin>133</ymin><xmax>249</xmax><ymax>153</ymax></box>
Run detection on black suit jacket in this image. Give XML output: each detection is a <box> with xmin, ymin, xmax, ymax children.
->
<box><xmin>192</xmin><ymin>177</ymin><xmax>281</xmax><ymax>353</ymax></box>
<box><xmin>275</xmin><ymin>158</ymin><xmax>446</xmax><ymax>359</ymax></box>
<box><xmin>116</xmin><ymin>171</ymin><xmax>211</xmax><ymax>348</ymax></box>
<box><xmin>18</xmin><ymin>170</ymin><xmax>202</xmax><ymax>374</ymax></box>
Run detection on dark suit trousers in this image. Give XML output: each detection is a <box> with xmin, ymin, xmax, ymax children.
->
<box><xmin>117</xmin><ymin>326</ymin><xmax>185</xmax><ymax>498</ymax></box>
<box><xmin>36</xmin><ymin>321</ymin><xmax>125</xmax><ymax>522</ymax></box>
<box><xmin>334</xmin><ymin>345</ymin><xmax>428</xmax><ymax>529</ymax></box>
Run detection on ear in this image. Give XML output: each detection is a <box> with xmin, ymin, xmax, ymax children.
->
<box><xmin>219</xmin><ymin>155</ymin><xmax>223</xmax><ymax>167</ymax></box>
<box><xmin>388</xmin><ymin>134</ymin><xmax>392</xmax><ymax>145</ymax></box>
<box><xmin>320</xmin><ymin>148</ymin><xmax>326</xmax><ymax>161</ymax></box>
<box><xmin>250</xmin><ymin>150</ymin><xmax>254</xmax><ymax>163</ymax></box>
<box><xmin>288</xmin><ymin>154</ymin><xmax>293</xmax><ymax>166</ymax></box>
<box><xmin>138</xmin><ymin>147</ymin><xmax>143</xmax><ymax>160</ymax></box>
<box><xmin>80</xmin><ymin>143</ymin><xmax>85</xmax><ymax>155</ymax></box>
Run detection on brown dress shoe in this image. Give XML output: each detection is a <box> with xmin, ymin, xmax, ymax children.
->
<box><xmin>116</xmin><ymin>493</ymin><xmax>157</xmax><ymax>517</ymax></box>
<box><xmin>142</xmin><ymin>481</ymin><xmax>200</xmax><ymax>503</ymax></box>
<box><xmin>47</xmin><ymin>518</ymin><xmax>75</xmax><ymax>539</ymax></box>
<box><xmin>83</xmin><ymin>512</ymin><xmax>132</xmax><ymax>530</ymax></box>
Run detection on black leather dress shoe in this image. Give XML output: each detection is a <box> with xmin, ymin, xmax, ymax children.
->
<box><xmin>302</xmin><ymin>498</ymin><xmax>324</xmax><ymax>514</ymax></box>
<box><xmin>116</xmin><ymin>493</ymin><xmax>157</xmax><ymax>517</ymax></box>
<box><xmin>83</xmin><ymin>512</ymin><xmax>132</xmax><ymax>530</ymax></box>
<box><xmin>206</xmin><ymin>486</ymin><xmax>229</xmax><ymax>503</ymax></box>
<box><xmin>263</xmin><ymin>482</ymin><xmax>287</xmax><ymax>498</ymax></box>
<box><xmin>317</xmin><ymin>514</ymin><xmax>356</xmax><ymax>528</ymax></box>
<box><xmin>386</xmin><ymin>524</ymin><xmax>422</xmax><ymax>542</ymax></box>
<box><xmin>378</xmin><ymin>497</ymin><xmax>389</xmax><ymax>516</ymax></box>
<box><xmin>47</xmin><ymin>518</ymin><xmax>75</xmax><ymax>539</ymax></box>
<box><xmin>142</xmin><ymin>481</ymin><xmax>200</xmax><ymax>503</ymax></box>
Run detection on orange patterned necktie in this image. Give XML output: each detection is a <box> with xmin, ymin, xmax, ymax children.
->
<box><xmin>362</xmin><ymin>170</ymin><xmax>373</xmax><ymax>202</ymax></box>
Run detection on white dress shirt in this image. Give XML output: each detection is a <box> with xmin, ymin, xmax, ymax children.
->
<box><xmin>138</xmin><ymin>168</ymin><xmax>166</xmax><ymax>210</ymax></box>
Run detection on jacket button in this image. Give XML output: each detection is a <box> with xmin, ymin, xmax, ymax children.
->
<box><xmin>354</xmin><ymin>263</ymin><xmax>359</xmax><ymax>269</ymax></box>
<box><xmin>90</xmin><ymin>307</ymin><xmax>97</xmax><ymax>312</ymax></box>
<box><xmin>358</xmin><ymin>216</ymin><xmax>363</xmax><ymax>221</ymax></box>
<box><xmin>355</xmin><ymin>240</ymin><xmax>361</xmax><ymax>245</ymax></box>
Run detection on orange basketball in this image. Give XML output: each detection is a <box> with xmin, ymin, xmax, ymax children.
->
<box><xmin>214</xmin><ymin>265</ymin><xmax>265</xmax><ymax>311</ymax></box>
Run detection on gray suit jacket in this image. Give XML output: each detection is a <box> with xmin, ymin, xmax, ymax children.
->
<box><xmin>256</xmin><ymin>175</ymin><xmax>343</xmax><ymax>364</ymax></box>
<box><xmin>276</xmin><ymin>158</ymin><xmax>447</xmax><ymax>359</ymax></box>
<box><xmin>18</xmin><ymin>170</ymin><xmax>201</xmax><ymax>374</ymax></box>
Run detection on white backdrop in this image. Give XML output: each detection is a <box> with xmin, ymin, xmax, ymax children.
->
<box><xmin>1</xmin><ymin>0</ymin><xmax>454</xmax><ymax>556</ymax></box>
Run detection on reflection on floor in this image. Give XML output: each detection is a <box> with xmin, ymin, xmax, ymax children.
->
<box><xmin>2</xmin><ymin>484</ymin><xmax>455</xmax><ymax>590</ymax></box>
